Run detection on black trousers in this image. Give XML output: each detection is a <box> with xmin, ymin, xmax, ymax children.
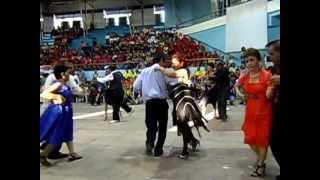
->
<box><xmin>110</xmin><ymin>90</ymin><xmax>132</xmax><ymax>121</ymax></box>
<box><xmin>112</xmin><ymin>101</ymin><xmax>131</xmax><ymax>120</ymax></box>
<box><xmin>217</xmin><ymin>87</ymin><xmax>228</xmax><ymax>119</ymax></box>
<box><xmin>270</xmin><ymin>105</ymin><xmax>280</xmax><ymax>167</ymax></box>
<box><xmin>206</xmin><ymin>96</ymin><xmax>217</xmax><ymax>109</ymax></box>
<box><xmin>172</xmin><ymin>103</ymin><xmax>177</xmax><ymax>126</ymax></box>
<box><xmin>145</xmin><ymin>99</ymin><xmax>168</xmax><ymax>151</ymax></box>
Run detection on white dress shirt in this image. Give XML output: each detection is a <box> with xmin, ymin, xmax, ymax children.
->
<box><xmin>133</xmin><ymin>64</ymin><xmax>169</xmax><ymax>102</ymax></box>
<box><xmin>97</xmin><ymin>70</ymin><xmax>121</xmax><ymax>83</ymax></box>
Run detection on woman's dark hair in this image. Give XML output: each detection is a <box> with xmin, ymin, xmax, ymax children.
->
<box><xmin>153</xmin><ymin>53</ymin><xmax>166</xmax><ymax>63</ymax></box>
<box><xmin>244</xmin><ymin>48</ymin><xmax>261</xmax><ymax>61</ymax></box>
<box><xmin>54</xmin><ymin>63</ymin><xmax>70</xmax><ymax>80</ymax></box>
<box><xmin>172</xmin><ymin>52</ymin><xmax>187</xmax><ymax>68</ymax></box>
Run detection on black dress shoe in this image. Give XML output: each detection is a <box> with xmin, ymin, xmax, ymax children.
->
<box><xmin>48</xmin><ymin>152</ymin><xmax>69</xmax><ymax>160</ymax></box>
<box><xmin>154</xmin><ymin>149</ymin><xmax>163</xmax><ymax>157</ymax></box>
<box><xmin>145</xmin><ymin>144</ymin><xmax>153</xmax><ymax>156</ymax></box>
<box><xmin>218</xmin><ymin>116</ymin><xmax>228</xmax><ymax>122</ymax></box>
<box><xmin>276</xmin><ymin>175</ymin><xmax>280</xmax><ymax>180</ymax></box>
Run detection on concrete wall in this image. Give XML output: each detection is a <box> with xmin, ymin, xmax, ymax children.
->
<box><xmin>225</xmin><ymin>0</ymin><xmax>268</xmax><ymax>52</ymax></box>
<box><xmin>177</xmin><ymin>0</ymin><xmax>279</xmax><ymax>52</ymax></box>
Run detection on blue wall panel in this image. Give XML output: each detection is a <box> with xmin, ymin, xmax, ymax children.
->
<box><xmin>268</xmin><ymin>26</ymin><xmax>280</xmax><ymax>41</ymax></box>
<box><xmin>189</xmin><ymin>25</ymin><xmax>226</xmax><ymax>51</ymax></box>
<box><xmin>187</xmin><ymin>11</ymin><xmax>279</xmax><ymax>53</ymax></box>
<box><xmin>165</xmin><ymin>0</ymin><xmax>213</xmax><ymax>27</ymax></box>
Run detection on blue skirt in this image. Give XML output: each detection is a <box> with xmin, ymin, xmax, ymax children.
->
<box><xmin>40</xmin><ymin>104</ymin><xmax>73</xmax><ymax>145</ymax></box>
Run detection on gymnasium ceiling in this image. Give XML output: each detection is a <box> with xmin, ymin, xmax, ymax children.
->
<box><xmin>41</xmin><ymin>0</ymin><xmax>165</xmax><ymax>15</ymax></box>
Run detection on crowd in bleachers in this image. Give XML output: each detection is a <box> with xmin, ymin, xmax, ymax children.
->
<box><xmin>40</xmin><ymin>28</ymin><xmax>220</xmax><ymax>70</ymax></box>
<box><xmin>51</xmin><ymin>27</ymin><xmax>84</xmax><ymax>41</ymax></box>
<box><xmin>40</xmin><ymin>27</ymin><xmax>83</xmax><ymax>65</ymax></box>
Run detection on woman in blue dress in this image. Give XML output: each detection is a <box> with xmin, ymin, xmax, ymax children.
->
<box><xmin>40</xmin><ymin>64</ymin><xmax>82</xmax><ymax>167</ymax></box>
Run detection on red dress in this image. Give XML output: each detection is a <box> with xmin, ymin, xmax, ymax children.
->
<box><xmin>238</xmin><ymin>69</ymin><xmax>272</xmax><ymax>148</ymax></box>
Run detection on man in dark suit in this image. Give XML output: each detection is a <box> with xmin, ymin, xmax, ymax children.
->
<box><xmin>214</xmin><ymin>61</ymin><xmax>230</xmax><ymax>121</ymax></box>
<box><xmin>98</xmin><ymin>65</ymin><xmax>134</xmax><ymax>123</ymax></box>
<box><xmin>266</xmin><ymin>39</ymin><xmax>280</xmax><ymax>180</ymax></box>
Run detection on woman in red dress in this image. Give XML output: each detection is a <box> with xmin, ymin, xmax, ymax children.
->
<box><xmin>235</xmin><ymin>48</ymin><xmax>273</xmax><ymax>177</ymax></box>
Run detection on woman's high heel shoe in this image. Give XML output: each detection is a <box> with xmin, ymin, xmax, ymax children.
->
<box><xmin>251</xmin><ymin>163</ymin><xmax>266</xmax><ymax>177</ymax></box>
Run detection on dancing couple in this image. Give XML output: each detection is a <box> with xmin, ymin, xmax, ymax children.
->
<box><xmin>133</xmin><ymin>52</ymin><xmax>200</xmax><ymax>158</ymax></box>
<box><xmin>40</xmin><ymin>63</ymin><xmax>82</xmax><ymax>167</ymax></box>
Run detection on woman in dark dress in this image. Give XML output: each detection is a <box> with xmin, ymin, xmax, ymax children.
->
<box><xmin>198</xmin><ymin>63</ymin><xmax>218</xmax><ymax>119</ymax></box>
<box><xmin>156</xmin><ymin>53</ymin><xmax>200</xmax><ymax>158</ymax></box>
<box><xmin>40</xmin><ymin>64</ymin><xmax>82</xmax><ymax>167</ymax></box>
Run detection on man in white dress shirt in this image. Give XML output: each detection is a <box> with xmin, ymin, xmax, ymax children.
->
<box><xmin>133</xmin><ymin>53</ymin><xmax>169</xmax><ymax>157</ymax></box>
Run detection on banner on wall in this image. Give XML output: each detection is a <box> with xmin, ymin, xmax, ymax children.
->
<box><xmin>225</xmin><ymin>0</ymin><xmax>268</xmax><ymax>52</ymax></box>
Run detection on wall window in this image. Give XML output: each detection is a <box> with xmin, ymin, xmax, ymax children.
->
<box><xmin>103</xmin><ymin>10</ymin><xmax>131</xmax><ymax>26</ymax></box>
<box><xmin>61</xmin><ymin>21</ymin><xmax>70</xmax><ymax>30</ymax></box>
<box><xmin>119</xmin><ymin>17</ymin><xmax>128</xmax><ymax>26</ymax></box>
<box><xmin>153</xmin><ymin>6</ymin><xmax>165</xmax><ymax>23</ymax></box>
<box><xmin>155</xmin><ymin>14</ymin><xmax>162</xmax><ymax>25</ymax></box>
<box><xmin>73</xmin><ymin>21</ymin><xmax>81</xmax><ymax>29</ymax></box>
<box><xmin>53</xmin><ymin>14</ymin><xmax>84</xmax><ymax>29</ymax></box>
<box><xmin>108</xmin><ymin>18</ymin><xmax>115</xmax><ymax>26</ymax></box>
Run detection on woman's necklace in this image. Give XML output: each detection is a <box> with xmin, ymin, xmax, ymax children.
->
<box><xmin>249</xmin><ymin>71</ymin><xmax>260</xmax><ymax>83</ymax></box>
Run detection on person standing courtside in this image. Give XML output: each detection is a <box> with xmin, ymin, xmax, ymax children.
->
<box><xmin>133</xmin><ymin>54</ymin><xmax>169</xmax><ymax>157</ymax></box>
<box><xmin>214</xmin><ymin>61</ymin><xmax>230</xmax><ymax>121</ymax></box>
<box><xmin>266</xmin><ymin>40</ymin><xmax>280</xmax><ymax>180</ymax></box>
<box><xmin>97</xmin><ymin>65</ymin><xmax>134</xmax><ymax>123</ymax></box>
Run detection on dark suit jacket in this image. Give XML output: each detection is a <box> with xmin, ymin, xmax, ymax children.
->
<box><xmin>214</xmin><ymin>68</ymin><xmax>230</xmax><ymax>89</ymax></box>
